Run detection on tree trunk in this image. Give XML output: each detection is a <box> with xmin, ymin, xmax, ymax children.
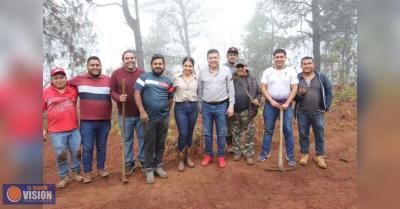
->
<box><xmin>311</xmin><ymin>0</ymin><xmax>321</xmax><ymax>71</ymax></box>
<box><xmin>343</xmin><ymin>30</ymin><xmax>352</xmax><ymax>85</ymax></box>
<box><xmin>177</xmin><ymin>0</ymin><xmax>191</xmax><ymax>57</ymax></box>
<box><xmin>122</xmin><ymin>0</ymin><xmax>145</xmax><ymax>69</ymax></box>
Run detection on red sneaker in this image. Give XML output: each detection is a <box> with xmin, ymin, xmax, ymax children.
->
<box><xmin>201</xmin><ymin>155</ymin><xmax>212</xmax><ymax>166</ymax></box>
<box><xmin>218</xmin><ymin>157</ymin><xmax>226</xmax><ymax>168</ymax></box>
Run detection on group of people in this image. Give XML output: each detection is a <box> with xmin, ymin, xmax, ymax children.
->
<box><xmin>42</xmin><ymin>47</ymin><xmax>332</xmax><ymax>187</ymax></box>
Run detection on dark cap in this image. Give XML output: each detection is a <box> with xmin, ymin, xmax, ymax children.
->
<box><xmin>235</xmin><ymin>59</ymin><xmax>247</xmax><ymax>67</ymax></box>
<box><xmin>227</xmin><ymin>47</ymin><xmax>238</xmax><ymax>54</ymax></box>
<box><xmin>50</xmin><ymin>67</ymin><xmax>66</xmax><ymax>76</ymax></box>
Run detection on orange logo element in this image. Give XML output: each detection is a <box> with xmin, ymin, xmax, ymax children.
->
<box><xmin>7</xmin><ymin>186</ymin><xmax>22</xmax><ymax>202</ymax></box>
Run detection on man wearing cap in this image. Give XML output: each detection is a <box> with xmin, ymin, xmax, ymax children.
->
<box><xmin>43</xmin><ymin>67</ymin><xmax>83</xmax><ymax>188</ymax></box>
<box><xmin>258</xmin><ymin>49</ymin><xmax>298</xmax><ymax>167</ymax></box>
<box><xmin>198</xmin><ymin>49</ymin><xmax>235</xmax><ymax>168</ymax></box>
<box><xmin>223</xmin><ymin>47</ymin><xmax>239</xmax><ymax>153</ymax></box>
<box><xmin>231</xmin><ymin>59</ymin><xmax>261</xmax><ymax>165</ymax></box>
<box><xmin>223</xmin><ymin>47</ymin><xmax>239</xmax><ymax>74</ymax></box>
<box><xmin>70</xmin><ymin>56</ymin><xmax>112</xmax><ymax>183</ymax></box>
<box><xmin>111</xmin><ymin>50</ymin><xmax>145</xmax><ymax>175</ymax></box>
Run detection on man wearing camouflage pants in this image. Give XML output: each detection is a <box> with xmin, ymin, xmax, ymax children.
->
<box><xmin>231</xmin><ymin>59</ymin><xmax>261</xmax><ymax>165</ymax></box>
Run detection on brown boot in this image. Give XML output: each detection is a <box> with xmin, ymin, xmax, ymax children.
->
<box><xmin>56</xmin><ymin>176</ymin><xmax>69</xmax><ymax>189</ymax></box>
<box><xmin>185</xmin><ymin>146</ymin><xmax>195</xmax><ymax>168</ymax></box>
<box><xmin>299</xmin><ymin>154</ymin><xmax>309</xmax><ymax>166</ymax></box>
<box><xmin>314</xmin><ymin>156</ymin><xmax>328</xmax><ymax>169</ymax></box>
<box><xmin>98</xmin><ymin>169</ymin><xmax>110</xmax><ymax>178</ymax></box>
<box><xmin>177</xmin><ymin>149</ymin><xmax>185</xmax><ymax>172</ymax></box>
<box><xmin>83</xmin><ymin>172</ymin><xmax>92</xmax><ymax>184</ymax></box>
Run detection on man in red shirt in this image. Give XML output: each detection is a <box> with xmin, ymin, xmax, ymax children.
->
<box><xmin>70</xmin><ymin>56</ymin><xmax>112</xmax><ymax>183</ymax></box>
<box><xmin>43</xmin><ymin>67</ymin><xmax>83</xmax><ymax>188</ymax></box>
<box><xmin>111</xmin><ymin>50</ymin><xmax>145</xmax><ymax>175</ymax></box>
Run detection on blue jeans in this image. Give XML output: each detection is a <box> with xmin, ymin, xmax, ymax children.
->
<box><xmin>297</xmin><ymin>111</ymin><xmax>325</xmax><ymax>156</ymax></box>
<box><xmin>118</xmin><ymin>115</ymin><xmax>145</xmax><ymax>168</ymax></box>
<box><xmin>80</xmin><ymin>120</ymin><xmax>111</xmax><ymax>172</ymax></box>
<box><xmin>174</xmin><ymin>102</ymin><xmax>198</xmax><ymax>151</ymax></box>
<box><xmin>202</xmin><ymin>101</ymin><xmax>228</xmax><ymax>157</ymax></box>
<box><xmin>49</xmin><ymin>128</ymin><xmax>81</xmax><ymax>178</ymax></box>
<box><xmin>261</xmin><ymin>102</ymin><xmax>295</xmax><ymax>160</ymax></box>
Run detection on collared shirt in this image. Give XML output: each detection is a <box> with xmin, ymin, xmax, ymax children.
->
<box><xmin>172</xmin><ymin>73</ymin><xmax>198</xmax><ymax>102</ymax></box>
<box><xmin>198</xmin><ymin>65</ymin><xmax>235</xmax><ymax>108</ymax></box>
<box><xmin>42</xmin><ymin>85</ymin><xmax>78</xmax><ymax>133</ymax></box>
<box><xmin>69</xmin><ymin>73</ymin><xmax>112</xmax><ymax>120</ymax></box>
<box><xmin>260</xmin><ymin>66</ymin><xmax>298</xmax><ymax>102</ymax></box>
<box><xmin>134</xmin><ymin>72</ymin><xmax>173</xmax><ymax>120</ymax></box>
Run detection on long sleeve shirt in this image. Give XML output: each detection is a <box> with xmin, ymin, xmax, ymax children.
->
<box><xmin>198</xmin><ymin>65</ymin><xmax>235</xmax><ymax>109</ymax></box>
<box><xmin>110</xmin><ymin>67</ymin><xmax>145</xmax><ymax>117</ymax></box>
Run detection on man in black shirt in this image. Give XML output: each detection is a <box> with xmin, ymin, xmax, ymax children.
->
<box><xmin>295</xmin><ymin>56</ymin><xmax>332</xmax><ymax>169</ymax></box>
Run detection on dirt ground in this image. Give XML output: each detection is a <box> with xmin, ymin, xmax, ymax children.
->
<box><xmin>43</xmin><ymin>100</ymin><xmax>357</xmax><ymax>209</ymax></box>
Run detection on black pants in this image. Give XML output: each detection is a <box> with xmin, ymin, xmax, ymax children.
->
<box><xmin>142</xmin><ymin>118</ymin><xmax>169</xmax><ymax>168</ymax></box>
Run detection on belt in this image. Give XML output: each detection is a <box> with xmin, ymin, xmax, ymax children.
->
<box><xmin>175</xmin><ymin>101</ymin><xmax>196</xmax><ymax>104</ymax></box>
<box><xmin>204</xmin><ymin>99</ymin><xmax>228</xmax><ymax>105</ymax></box>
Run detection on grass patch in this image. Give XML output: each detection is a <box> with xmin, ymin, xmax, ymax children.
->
<box><xmin>333</xmin><ymin>85</ymin><xmax>357</xmax><ymax>104</ymax></box>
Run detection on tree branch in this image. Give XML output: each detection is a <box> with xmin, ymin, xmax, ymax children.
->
<box><xmin>43</xmin><ymin>30</ymin><xmax>63</xmax><ymax>40</ymax></box>
<box><xmin>90</xmin><ymin>2</ymin><xmax>122</xmax><ymax>9</ymax></box>
<box><xmin>280</xmin><ymin>0</ymin><xmax>311</xmax><ymax>7</ymax></box>
<box><xmin>297</xmin><ymin>30</ymin><xmax>312</xmax><ymax>37</ymax></box>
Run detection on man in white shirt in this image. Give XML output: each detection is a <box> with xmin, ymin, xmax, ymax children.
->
<box><xmin>258</xmin><ymin>49</ymin><xmax>298</xmax><ymax>167</ymax></box>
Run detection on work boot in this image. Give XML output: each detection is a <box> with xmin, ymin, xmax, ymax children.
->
<box><xmin>155</xmin><ymin>165</ymin><xmax>168</xmax><ymax>179</ymax></box>
<box><xmin>56</xmin><ymin>176</ymin><xmax>69</xmax><ymax>189</ymax></box>
<box><xmin>246</xmin><ymin>157</ymin><xmax>255</xmax><ymax>165</ymax></box>
<box><xmin>177</xmin><ymin>148</ymin><xmax>185</xmax><ymax>172</ymax></box>
<box><xmin>299</xmin><ymin>154</ymin><xmax>309</xmax><ymax>166</ymax></box>
<box><xmin>72</xmin><ymin>171</ymin><xmax>84</xmax><ymax>182</ymax></box>
<box><xmin>83</xmin><ymin>172</ymin><xmax>92</xmax><ymax>184</ymax></box>
<box><xmin>98</xmin><ymin>169</ymin><xmax>110</xmax><ymax>178</ymax></box>
<box><xmin>314</xmin><ymin>156</ymin><xmax>328</xmax><ymax>169</ymax></box>
<box><xmin>185</xmin><ymin>146</ymin><xmax>195</xmax><ymax>168</ymax></box>
<box><xmin>145</xmin><ymin>168</ymin><xmax>155</xmax><ymax>184</ymax></box>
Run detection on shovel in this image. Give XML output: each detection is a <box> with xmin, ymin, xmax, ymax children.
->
<box><xmin>121</xmin><ymin>79</ymin><xmax>129</xmax><ymax>183</ymax></box>
<box><xmin>266</xmin><ymin>109</ymin><xmax>295</xmax><ymax>172</ymax></box>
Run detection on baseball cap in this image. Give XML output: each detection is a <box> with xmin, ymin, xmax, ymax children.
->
<box><xmin>235</xmin><ymin>59</ymin><xmax>247</xmax><ymax>67</ymax></box>
<box><xmin>227</xmin><ymin>47</ymin><xmax>238</xmax><ymax>54</ymax></box>
<box><xmin>50</xmin><ymin>67</ymin><xmax>66</xmax><ymax>76</ymax></box>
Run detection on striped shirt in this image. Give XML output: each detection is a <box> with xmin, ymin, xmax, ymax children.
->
<box><xmin>70</xmin><ymin>73</ymin><xmax>112</xmax><ymax>120</ymax></box>
<box><xmin>134</xmin><ymin>72</ymin><xmax>173</xmax><ymax>120</ymax></box>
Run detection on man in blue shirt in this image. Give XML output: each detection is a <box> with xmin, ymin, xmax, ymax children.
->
<box><xmin>134</xmin><ymin>54</ymin><xmax>173</xmax><ymax>184</ymax></box>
